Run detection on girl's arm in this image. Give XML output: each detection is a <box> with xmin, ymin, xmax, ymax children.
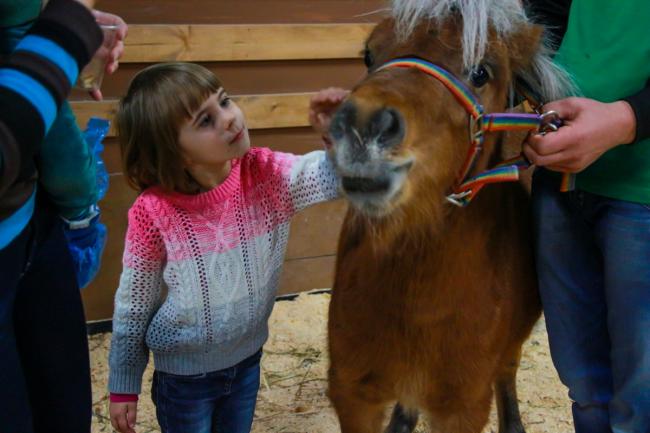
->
<box><xmin>284</xmin><ymin>88</ymin><xmax>349</xmax><ymax>212</ymax></box>
<box><xmin>244</xmin><ymin>88</ymin><xmax>346</xmax><ymax>216</ymax></box>
<box><xmin>245</xmin><ymin>148</ymin><xmax>339</xmax><ymax>216</ymax></box>
<box><xmin>287</xmin><ymin>150</ymin><xmax>339</xmax><ymax>213</ymax></box>
<box><xmin>108</xmin><ymin>196</ymin><xmax>166</xmax><ymax>396</ymax></box>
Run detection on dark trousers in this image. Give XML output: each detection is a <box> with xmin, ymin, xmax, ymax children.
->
<box><xmin>0</xmin><ymin>199</ymin><xmax>91</xmax><ymax>433</ymax></box>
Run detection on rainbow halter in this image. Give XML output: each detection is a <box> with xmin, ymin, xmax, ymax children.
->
<box><xmin>376</xmin><ymin>57</ymin><xmax>561</xmax><ymax>207</ymax></box>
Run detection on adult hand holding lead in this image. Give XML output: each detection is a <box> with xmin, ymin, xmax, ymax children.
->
<box><xmin>523</xmin><ymin>97</ymin><xmax>637</xmax><ymax>173</ymax></box>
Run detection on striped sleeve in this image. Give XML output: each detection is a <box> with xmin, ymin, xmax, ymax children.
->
<box><xmin>0</xmin><ymin>0</ymin><xmax>102</xmax><ymax>197</ymax></box>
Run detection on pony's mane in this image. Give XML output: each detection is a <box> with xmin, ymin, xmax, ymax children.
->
<box><xmin>390</xmin><ymin>0</ymin><xmax>576</xmax><ymax>101</ymax></box>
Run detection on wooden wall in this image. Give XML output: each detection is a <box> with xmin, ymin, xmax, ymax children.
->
<box><xmin>79</xmin><ymin>1</ymin><xmax>385</xmax><ymax>322</ymax></box>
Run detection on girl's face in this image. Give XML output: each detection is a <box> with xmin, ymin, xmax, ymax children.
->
<box><xmin>178</xmin><ymin>88</ymin><xmax>250</xmax><ymax>168</ymax></box>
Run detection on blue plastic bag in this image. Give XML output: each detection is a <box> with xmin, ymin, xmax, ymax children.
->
<box><xmin>65</xmin><ymin>210</ymin><xmax>108</xmax><ymax>289</ymax></box>
<box><xmin>63</xmin><ymin>117</ymin><xmax>110</xmax><ymax>289</ymax></box>
<box><xmin>85</xmin><ymin>117</ymin><xmax>110</xmax><ymax>201</ymax></box>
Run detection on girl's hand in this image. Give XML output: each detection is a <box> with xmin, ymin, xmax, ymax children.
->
<box><xmin>110</xmin><ymin>401</ymin><xmax>138</xmax><ymax>433</ymax></box>
<box><xmin>309</xmin><ymin>87</ymin><xmax>349</xmax><ymax>134</ymax></box>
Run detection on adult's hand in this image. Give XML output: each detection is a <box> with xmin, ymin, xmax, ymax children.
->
<box><xmin>88</xmin><ymin>10</ymin><xmax>128</xmax><ymax>101</ymax></box>
<box><xmin>523</xmin><ymin>97</ymin><xmax>637</xmax><ymax>173</ymax></box>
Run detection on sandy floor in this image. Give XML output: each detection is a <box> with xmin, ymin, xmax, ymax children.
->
<box><xmin>89</xmin><ymin>292</ymin><xmax>573</xmax><ymax>433</ymax></box>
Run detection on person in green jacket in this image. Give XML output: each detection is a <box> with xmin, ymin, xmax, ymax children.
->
<box><xmin>524</xmin><ymin>1</ymin><xmax>650</xmax><ymax>432</ymax></box>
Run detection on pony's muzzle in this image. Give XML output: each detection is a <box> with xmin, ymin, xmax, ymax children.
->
<box><xmin>330</xmin><ymin>100</ymin><xmax>411</xmax><ymax>215</ymax></box>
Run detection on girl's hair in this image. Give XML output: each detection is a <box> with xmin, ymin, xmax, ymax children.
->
<box><xmin>117</xmin><ymin>62</ymin><xmax>223</xmax><ymax>192</ymax></box>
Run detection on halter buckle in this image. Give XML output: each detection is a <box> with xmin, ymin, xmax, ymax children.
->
<box><xmin>468</xmin><ymin>112</ymin><xmax>485</xmax><ymax>145</ymax></box>
<box><xmin>445</xmin><ymin>190</ymin><xmax>472</xmax><ymax>207</ymax></box>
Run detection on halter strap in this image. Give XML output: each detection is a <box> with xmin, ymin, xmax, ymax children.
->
<box><xmin>377</xmin><ymin>57</ymin><xmax>556</xmax><ymax>207</ymax></box>
<box><xmin>378</xmin><ymin>58</ymin><xmax>485</xmax><ymax>119</ymax></box>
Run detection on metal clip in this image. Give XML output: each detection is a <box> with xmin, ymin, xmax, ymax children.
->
<box><xmin>538</xmin><ymin>110</ymin><xmax>563</xmax><ymax>135</ymax></box>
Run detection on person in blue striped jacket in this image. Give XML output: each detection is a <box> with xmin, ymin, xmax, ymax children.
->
<box><xmin>0</xmin><ymin>1</ymin><xmax>102</xmax><ymax>431</ymax></box>
<box><xmin>0</xmin><ymin>1</ymin><xmax>127</xmax><ymax>290</ymax></box>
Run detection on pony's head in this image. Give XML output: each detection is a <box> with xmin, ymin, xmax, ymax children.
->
<box><xmin>330</xmin><ymin>0</ymin><xmax>573</xmax><ymax>220</ymax></box>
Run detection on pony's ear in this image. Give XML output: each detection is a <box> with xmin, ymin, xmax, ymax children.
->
<box><xmin>509</xmin><ymin>22</ymin><xmax>575</xmax><ymax>102</ymax></box>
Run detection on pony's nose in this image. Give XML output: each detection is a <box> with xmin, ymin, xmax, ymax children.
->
<box><xmin>330</xmin><ymin>102</ymin><xmax>405</xmax><ymax>150</ymax></box>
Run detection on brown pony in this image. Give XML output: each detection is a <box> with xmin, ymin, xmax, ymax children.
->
<box><xmin>326</xmin><ymin>1</ymin><xmax>573</xmax><ymax>432</ymax></box>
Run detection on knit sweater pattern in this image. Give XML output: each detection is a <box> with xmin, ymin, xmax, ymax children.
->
<box><xmin>108</xmin><ymin>147</ymin><xmax>338</xmax><ymax>394</ymax></box>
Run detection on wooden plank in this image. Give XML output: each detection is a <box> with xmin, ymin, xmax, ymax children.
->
<box><xmin>285</xmin><ymin>200</ymin><xmax>346</xmax><ymax>260</ymax></box>
<box><xmin>101</xmin><ymin>127</ymin><xmax>332</xmax><ymax>174</ymax></box>
<box><xmin>69</xmin><ymin>59</ymin><xmax>365</xmax><ymax>100</ymax></box>
<box><xmin>120</xmin><ymin>23</ymin><xmax>374</xmax><ymax>63</ymax></box>
<box><xmin>71</xmin><ymin>92</ymin><xmax>315</xmax><ymax>137</ymax></box>
<box><xmin>238</xmin><ymin>92</ymin><xmax>313</xmax><ymax>129</ymax></box>
<box><xmin>278</xmin><ymin>255</ymin><xmax>337</xmax><ymax>296</ymax></box>
<box><xmin>96</xmin><ymin>0</ymin><xmax>386</xmax><ymax>25</ymax></box>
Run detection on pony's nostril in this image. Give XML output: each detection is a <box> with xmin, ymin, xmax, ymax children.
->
<box><xmin>370</xmin><ymin>108</ymin><xmax>405</xmax><ymax>147</ymax></box>
<box><xmin>329</xmin><ymin>102</ymin><xmax>357</xmax><ymax>142</ymax></box>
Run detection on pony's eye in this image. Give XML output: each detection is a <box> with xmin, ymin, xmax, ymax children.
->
<box><xmin>363</xmin><ymin>49</ymin><xmax>374</xmax><ymax>69</ymax></box>
<box><xmin>470</xmin><ymin>64</ymin><xmax>492</xmax><ymax>88</ymax></box>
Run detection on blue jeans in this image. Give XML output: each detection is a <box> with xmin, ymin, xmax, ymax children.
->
<box><xmin>532</xmin><ymin>169</ymin><xmax>650</xmax><ymax>433</ymax></box>
<box><xmin>152</xmin><ymin>349</ymin><xmax>262</xmax><ymax>433</ymax></box>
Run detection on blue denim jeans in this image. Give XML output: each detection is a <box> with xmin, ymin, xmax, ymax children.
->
<box><xmin>152</xmin><ymin>349</ymin><xmax>262</xmax><ymax>433</ymax></box>
<box><xmin>532</xmin><ymin>169</ymin><xmax>650</xmax><ymax>433</ymax></box>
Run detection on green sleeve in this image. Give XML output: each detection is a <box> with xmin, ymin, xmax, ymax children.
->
<box><xmin>0</xmin><ymin>0</ymin><xmax>42</xmax><ymax>27</ymax></box>
<box><xmin>36</xmin><ymin>101</ymin><xmax>99</xmax><ymax>220</ymax></box>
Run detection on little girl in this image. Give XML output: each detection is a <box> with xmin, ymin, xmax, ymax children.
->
<box><xmin>108</xmin><ymin>62</ymin><xmax>346</xmax><ymax>433</ymax></box>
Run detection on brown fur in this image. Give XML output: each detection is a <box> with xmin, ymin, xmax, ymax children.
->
<box><xmin>327</xmin><ymin>16</ymin><xmax>543</xmax><ymax>433</ymax></box>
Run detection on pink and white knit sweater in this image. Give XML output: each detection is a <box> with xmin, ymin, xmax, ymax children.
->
<box><xmin>108</xmin><ymin>148</ymin><xmax>339</xmax><ymax>394</ymax></box>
